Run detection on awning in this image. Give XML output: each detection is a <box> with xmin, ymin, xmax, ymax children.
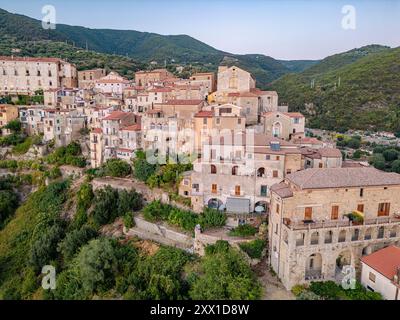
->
<box><xmin>226</xmin><ymin>197</ymin><xmax>250</xmax><ymax>213</ymax></box>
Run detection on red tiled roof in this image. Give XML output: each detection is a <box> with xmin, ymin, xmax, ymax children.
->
<box><xmin>96</xmin><ymin>79</ymin><xmax>129</xmax><ymax>84</ymax></box>
<box><xmin>148</xmin><ymin>87</ymin><xmax>172</xmax><ymax>93</ymax></box>
<box><xmin>361</xmin><ymin>246</ymin><xmax>400</xmax><ymax>281</ymax></box>
<box><xmin>163</xmin><ymin>99</ymin><xmax>204</xmax><ymax>105</ymax></box>
<box><xmin>195</xmin><ymin>111</ymin><xmax>213</xmax><ymax>118</ymax></box>
<box><xmin>0</xmin><ymin>56</ymin><xmax>62</xmax><ymax>63</ymax></box>
<box><xmin>121</xmin><ymin>124</ymin><xmax>141</xmax><ymax>131</ymax></box>
<box><xmin>102</xmin><ymin>111</ymin><xmax>130</xmax><ymax>121</ymax></box>
<box><xmin>283</xmin><ymin>112</ymin><xmax>304</xmax><ymax>118</ymax></box>
<box><xmin>117</xmin><ymin>148</ymin><xmax>134</xmax><ymax>153</ymax></box>
<box><xmin>92</xmin><ymin>128</ymin><xmax>102</xmax><ymax>134</ymax></box>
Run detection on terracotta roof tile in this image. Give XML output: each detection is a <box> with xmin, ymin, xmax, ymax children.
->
<box><xmin>361</xmin><ymin>246</ymin><xmax>400</xmax><ymax>281</ymax></box>
<box><xmin>286</xmin><ymin>167</ymin><xmax>400</xmax><ymax>189</ymax></box>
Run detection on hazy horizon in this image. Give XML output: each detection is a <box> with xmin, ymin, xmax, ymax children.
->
<box><xmin>0</xmin><ymin>0</ymin><xmax>399</xmax><ymax>60</ymax></box>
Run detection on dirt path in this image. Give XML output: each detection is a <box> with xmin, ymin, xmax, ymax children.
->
<box><xmin>253</xmin><ymin>255</ymin><xmax>295</xmax><ymax>300</ymax></box>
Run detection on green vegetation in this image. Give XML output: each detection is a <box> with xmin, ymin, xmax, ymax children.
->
<box><xmin>229</xmin><ymin>224</ymin><xmax>258</xmax><ymax>237</ymax></box>
<box><xmin>0</xmin><ymin>181</ymin><xmax>69</xmax><ymax>298</ymax></box>
<box><xmin>142</xmin><ymin>201</ymin><xmax>226</xmax><ymax>232</ymax></box>
<box><xmin>103</xmin><ymin>159</ymin><xmax>132</xmax><ymax>177</ymax></box>
<box><xmin>291</xmin><ymin>281</ymin><xmax>383</xmax><ymax>300</ymax></box>
<box><xmin>239</xmin><ymin>239</ymin><xmax>266</xmax><ymax>259</ymax></box>
<box><xmin>369</xmin><ymin>144</ymin><xmax>400</xmax><ymax>172</ymax></box>
<box><xmin>46</xmin><ymin>141</ymin><xmax>86</xmax><ymax>168</ymax></box>
<box><xmin>92</xmin><ymin>185</ymin><xmax>143</xmax><ymax>227</ymax></box>
<box><xmin>188</xmin><ymin>241</ymin><xmax>262</xmax><ymax>299</ymax></box>
<box><xmin>0</xmin><ymin>178</ymin><xmax>19</xmax><ymax>227</ymax></box>
<box><xmin>270</xmin><ymin>45</ymin><xmax>400</xmax><ymax>131</ymax></box>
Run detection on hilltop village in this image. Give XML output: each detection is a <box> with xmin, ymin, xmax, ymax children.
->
<box><xmin>1</xmin><ymin>55</ymin><xmax>399</xmax><ymax>300</ymax></box>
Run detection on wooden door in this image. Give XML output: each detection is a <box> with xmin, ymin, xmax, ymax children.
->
<box><xmin>331</xmin><ymin>205</ymin><xmax>339</xmax><ymax>220</ymax></box>
<box><xmin>304</xmin><ymin>207</ymin><xmax>313</xmax><ymax>220</ymax></box>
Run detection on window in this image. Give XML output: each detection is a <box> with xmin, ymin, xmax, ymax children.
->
<box><xmin>276</xmin><ymin>156</ymin><xmax>280</xmax><ymax>160</ymax></box>
<box><xmin>265</xmin><ymin>155</ymin><xmax>270</xmax><ymax>160</ymax></box>
<box><xmin>378</xmin><ymin>202</ymin><xmax>390</xmax><ymax>216</ymax></box>
<box><xmin>319</xmin><ymin>163</ymin><xmax>323</xmax><ymax>168</ymax></box>
<box><xmin>260</xmin><ymin>185</ymin><xmax>268</xmax><ymax>197</ymax></box>
<box><xmin>331</xmin><ymin>205</ymin><xmax>339</xmax><ymax>220</ymax></box>
<box><xmin>210</xmin><ymin>164</ymin><xmax>217</xmax><ymax>174</ymax></box>
<box><xmin>211</xmin><ymin>184</ymin><xmax>217</xmax><ymax>194</ymax></box>
<box><xmin>235</xmin><ymin>185</ymin><xmax>241</xmax><ymax>196</ymax></box>
<box><xmin>203</xmin><ymin>118</ymin><xmax>207</xmax><ymax>125</ymax></box>
<box><xmin>357</xmin><ymin>204</ymin><xmax>364</xmax><ymax>213</ymax></box>
<box><xmin>369</xmin><ymin>272</ymin><xmax>376</xmax><ymax>283</ymax></box>
<box><xmin>238</xmin><ymin>118</ymin><xmax>241</xmax><ymax>124</ymax></box>
<box><xmin>232</xmin><ymin>166</ymin><xmax>238</xmax><ymax>176</ymax></box>
<box><xmin>273</xmin><ymin>170</ymin><xmax>278</xmax><ymax>178</ymax></box>
<box><xmin>360</xmin><ymin>188</ymin><xmax>364</xmax><ymax>197</ymax></box>
<box><xmin>216</xmin><ymin>118</ymin><xmax>220</xmax><ymax>124</ymax></box>
<box><xmin>276</xmin><ymin>203</ymin><xmax>280</xmax><ymax>214</ymax></box>
<box><xmin>286</xmin><ymin>169</ymin><xmax>292</xmax><ymax>175</ymax></box>
<box><xmin>304</xmin><ymin>207</ymin><xmax>313</xmax><ymax>220</ymax></box>
<box><xmin>293</xmin><ymin>117</ymin><xmax>300</xmax><ymax>124</ymax></box>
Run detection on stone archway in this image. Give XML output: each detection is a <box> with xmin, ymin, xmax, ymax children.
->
<box><xmin>305</xmin><ymin>253</ymin><xmax>322</xmax><ymax>280</ymax></box>
<box><xmin>335</xmin><ymin>250</ymin><xmax>353</xmax><ymax>280</ymax></box>
<box><xmin>207</xmin><ymin>198</ymin><xmax>223</xmax><ymax>210</ymax></box>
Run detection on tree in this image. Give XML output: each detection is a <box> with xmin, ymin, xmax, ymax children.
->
<box><xmin>347</xmin><ymin>138</ymin><xmax>361</xmax><ymax>149</ymax></box>
<box><xmin>0</xmin><ymin>190</ymin><xmax>19</xmax><ymax>225</ymax></box>
<box><xmin>4</xmin><ymin>120</ymin><xmax>22</xmax><ymax>133</ymax></box>
<box><xmin>75</xmin><ymin>238</ymin><xmax>118</xmax><ymax>294</ymax></box>
<box><xmin>391</xmin><ymin>160</ymin><xmax>400</xmax><ymax>173</ymax></box>
<box><xmin>58</xmin><ymin>226</ymin><xmax>98</xmax><ymax>261</ymax></box>
<box><xmin>29</xmin><ymin>223</ymin><xmax>65</xmax><ymax>271</ymax></box>
<box><xmin>188</xmin><ymin>241</ymin><xmax>261</xmax><ymax>300</ymax></box>
<box><xmin>92</xmin><ymin>186</ymin><xmax>119</xmax><ymax>226</ymax></box>
<box><xmin>133</xmin><ymin>158</ymin><xmax>157</xmax><ymax>182</ymax></box>
<box><xmin>104</xmin><ymin>159</ymin><xmax>132</xmax><ymax>177</ymax></box>
<box><xmin>383</xmin><ymin>149</ymin><xmax>399</xmax><ymax>162</ymax></box>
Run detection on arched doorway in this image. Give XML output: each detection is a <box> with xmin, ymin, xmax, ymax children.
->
<box><xmin>335</xmin><ymin>250</ymin><xmax>352</xmax><ymax>280</ymax></box>
<box><xmin>207</xmin><ymin>198</ymin><xmax>223</xmax><ymax>210</ymax></box>
<box><xmin>257</xmin><ymin>167</ymin><xmax>265</xmax><ymax>177</ymax></box>
<box><xmin>254</xmin><ymin>201</ymin><xmax>267</xmax><ymax>214</ymax></box>
<box><xmin>305</xmin><ymin>253</ymin><xmax>322</xmax><ymax>280</ymax></box>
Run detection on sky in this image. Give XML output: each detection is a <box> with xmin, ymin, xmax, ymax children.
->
<box><xmin>0</xmin><ymin>0</ymin><xmax>399</xmax><ymax>60</ymax></box>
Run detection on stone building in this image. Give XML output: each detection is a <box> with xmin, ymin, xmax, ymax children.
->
<box><xmin>94</xmin><ymin>72</ymin><xmax>130</xmax><ymax>95</ymax></box>
<box><xmin>0</xmin><ymin>104</ymin><xmax>19</xmax><ymax>134</ymax></box>
<box><xmin>193</xmin><ymin>104</ymin><xmax>246</xmax><ymax>153</ymax></box>
<box><xmin>262</xmin><ymin>111</ymin><xmax>305</xmax><ymax>141</ymax></box>
<box><xmin>90</xmin><ymin>128</ymin><xmax>104</xmax><ymax>168</ymax></box>
<box><xmin>78</xmin><ymin>69</ymin><xmax>106</xmax><ymax>89</ymax></box>
<box><xmin>0</xmin><ymin>56</ymin><xmax>77</xmax><ymax>94</ymax></box>
<box><xmin>181</xmin><ymin>132</ymin><xmax>303</xmax><ymax>214</ymax></box>
<box><xmin>135</xmin><ymin>69</ymin><xmax>173</xmax><ymax>87</ymax></box>
<box><xmin>269</xmin><ymin>167</ymin><xmax>400</xmax><ymax>290</ymax></box>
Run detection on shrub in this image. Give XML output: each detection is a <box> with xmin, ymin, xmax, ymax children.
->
<box><xmin>142</xmin><ymin>200</ymin><xmax>170</xmax><ymax>222</ymax></box>
<box><xmin>198</xmin><ymin>208</ymin><xmax>226</xmax><ymax>229</ymax></box>
<box><xmin>189</xmin><ymin>241</ymin><xmax>261</xmax><ymax>300</ymax></box>
<box><xmin>229</xmin><ymin>224</ymin><xmax>258</xmax><ymax>237</ymax></box>
<box><xmin>239</xmin><ymin>239</ymin><xmax>266</xmax><ymax>259</ymax></box>
<box><xmin>58</xmin><ymin>226</ymin><xmax>98</xmax><ymax>261</ymax></box>
<box><xmin>291</xmin><ymin>284</ymin><xmax>307</xmax><ymax>297</ymax></box>
<box><xmin>123</xmin><ymin>213</ymin><xmax>134</xmax><ymax>229</ymax></box>
<box><xmin>104</xmin><ymin>159</ymin><xmax>132</xmax><ymax>177</ymax></box>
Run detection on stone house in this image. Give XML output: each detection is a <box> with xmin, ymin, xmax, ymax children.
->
<box><xmin>269</xmin><ymin>167</ymin><xmax>400</xmax><ymax>290</ymax></box>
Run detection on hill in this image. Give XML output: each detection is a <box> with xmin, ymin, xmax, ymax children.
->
<box><xmin>0</xmin><ymin>8</ymin><xmax>317</xmax><ymax>86</ymax></box>
<box><xmin>269</xmin><ymin>45</ymin><xmax>400</xmax><ymax>132</ymax></box>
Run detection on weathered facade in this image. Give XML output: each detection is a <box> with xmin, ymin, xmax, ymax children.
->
<box><xmin>269</xmin><ymin>167</ymin><xmax>400</xmax><ymax>290</ymax></box>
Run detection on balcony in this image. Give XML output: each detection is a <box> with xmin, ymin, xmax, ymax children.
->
<box><xmin>283</xmin><ymin>214</ymin><xmax>400</xmax><ymax>231</ymax></box>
